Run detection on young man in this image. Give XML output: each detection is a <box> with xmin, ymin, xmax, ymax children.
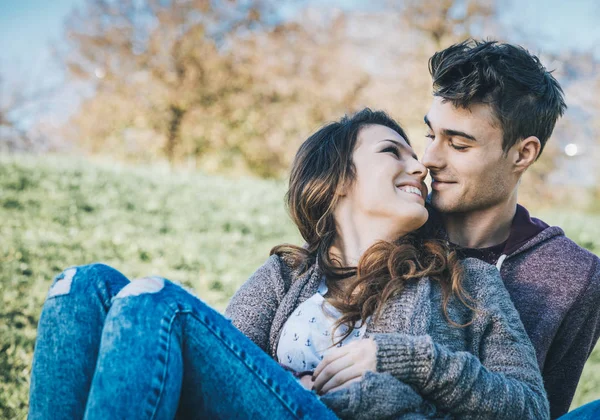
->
<box><xmin>422</xmin><ymin>40</ymin><xmax>600</xmax><ymax>419</ymax></box>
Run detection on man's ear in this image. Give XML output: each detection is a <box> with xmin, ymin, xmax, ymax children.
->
<box><xmin>512</xmin><ymin>136</ymin><xmax>541</xmax><ymax>173</ymax></box>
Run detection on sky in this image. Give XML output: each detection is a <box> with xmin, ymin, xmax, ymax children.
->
<box><xmin>499</xmin><ymin>0</ymin><xmax>600</xmax><ymax>55</ymax></box>
<box><xmin>0</xmin><ymin>0</ymin><xmax>85</xmax><ymax>84</ymax></box>
<box><xmin>1</xmin><ymin>0</ymin><xmax>599</xmax><ymax>123</ymax></box>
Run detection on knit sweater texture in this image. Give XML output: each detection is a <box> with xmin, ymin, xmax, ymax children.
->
<box><xmin>225</xmin><ymin>255</ymin><xmax>549</xmax><ymax>419</ymax></box>
<box><xmin>429</xmin><ymin>204</ymin><xmax>600</xmax><ymax>418</ymax></box>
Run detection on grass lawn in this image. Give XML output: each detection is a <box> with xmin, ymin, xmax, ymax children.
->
<box><xmin>1</xmin><ymin>154</ymin><xmax>598</xmax><ymax>418</ymax></box>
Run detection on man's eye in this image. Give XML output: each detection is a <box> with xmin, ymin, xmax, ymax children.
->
<box><xmin>382</xmin><ymin>147</ymin><xmax>400</xmax><ymax>157</ymax></box>
<box><xmin>450</xmin><ymin>144</ymin><xmax>469</xmax><ymax>151</ymax></box>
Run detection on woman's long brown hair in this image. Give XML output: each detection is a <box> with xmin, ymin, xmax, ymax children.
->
<box><xmin>271</xmin><ymin>108</ymin><xmax>475</xmax><ymax>343</ymax></box>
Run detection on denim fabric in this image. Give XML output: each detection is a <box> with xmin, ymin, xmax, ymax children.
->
<box><xmin>28</xmin><ymin>264</ymin><xmax>338</xmax><ymax>420</ymax></box>
<box><xmin>29</xmin><ymin>263</ymin><xmax>130</xmax><ymax>419</ymax></box>
<box><xmin>558</xmin><ymin>400</ymin><xmax>600</xmax><ymax>420</ymax></box>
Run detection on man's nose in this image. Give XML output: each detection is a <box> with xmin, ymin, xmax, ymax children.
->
<box><xmin>421</xmin><ymin>139</ymin><xmax>444</xmax><ymax>170</ymax></box>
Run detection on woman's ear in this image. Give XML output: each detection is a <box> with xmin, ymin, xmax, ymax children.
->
<box><xmin>335</xmin><ymin>175</ymin><xmax>350</xmax><ymax>197</ymax></box>
<box><xmin>513</xmin><ymin>136</ymin><xmax>541</xmax><ymax>174</ymax></box>
<box><xmin>335</xmin><ymin>181</ymin><xmax>348</xmax><ymax>197</ymax></box>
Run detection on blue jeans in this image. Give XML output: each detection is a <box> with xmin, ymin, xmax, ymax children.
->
<box><xmin>28</xmin><ymin>263</ymin><xmax>338</xmax><ymax>419</ymax></box>
<box><xmin>558</xmin><ymin>400</ymin><xmax>600</xmax><ymax>420</ymax></box>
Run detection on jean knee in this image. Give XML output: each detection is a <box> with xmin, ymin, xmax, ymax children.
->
<box><xmin>47</xmin><ymin>263</ymin><xmax>128</xmax><ymax>299</ymax></box>
<box><xmin>114</xmin><ymin>276</ymin><xmax>166</xmax><ymax>299</ymax></box>
<box><xmin>47</xmin><ymin>267</ymin><xmax>78</xmax><ymax>298</ymax></box>
<box><xmin>114</xmin><ymin>278</ymin><xmax>205</xmax><ymax>317</ymax></box>
<box><xmin>110</xmin><ymin>278</ymin><xmax>179</xmax><ymax>325</ymax></box>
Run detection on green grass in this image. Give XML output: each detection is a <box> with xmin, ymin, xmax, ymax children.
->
<box><xmin>1</xmin><ymin>154</ymin><xmax>598</xmax><ymax>418</ymax></box>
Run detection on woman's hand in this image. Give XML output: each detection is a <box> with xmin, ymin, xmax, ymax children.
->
<box><xmin>312</xmin><ymin>338</ymin><xmax>377</xmax><ymax>394</ymax></box>
<box><xmin>299</xmin><ymin>373</ymin><xmax>315</xmax><ymax>390</ymax></box>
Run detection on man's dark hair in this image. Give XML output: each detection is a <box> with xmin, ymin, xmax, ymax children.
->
<box><xmin>429</xmin><ymin>39</ymin><xmax>567</xmax><ymax>157</ymax></box>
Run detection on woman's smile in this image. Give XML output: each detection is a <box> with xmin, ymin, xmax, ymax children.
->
<box><xmin>396</xmin><ymin>185</ymin><xmax>422</xmax><ymax>197</ymax></box>
<box><xmin>395</xmin><ymin>183</ymin><xmax>427</xmax><ymax>203</ymax></box>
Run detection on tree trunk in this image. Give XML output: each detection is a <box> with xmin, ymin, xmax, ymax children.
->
<box><xmin>165</xmin><ymin>105</ymin><xmax>186</xmax><ymax>165</ymax></box>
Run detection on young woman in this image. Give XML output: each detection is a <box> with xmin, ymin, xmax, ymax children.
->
<box><xmin>28</xmin><ymin>109</ymin><xmax>549</xmax><ymax>419</ymax></box>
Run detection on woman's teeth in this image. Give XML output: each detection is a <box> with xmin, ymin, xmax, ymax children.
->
<box><xmin>397</xmin><ymin>186</ymin><xmax>422</xmax><ymax>197</ymax></box>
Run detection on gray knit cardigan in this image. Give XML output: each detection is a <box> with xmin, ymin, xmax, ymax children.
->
<box><xmin>224</xmin><ymin>255</ymin><xmax>550</xmax><ymax>419</ymax></box>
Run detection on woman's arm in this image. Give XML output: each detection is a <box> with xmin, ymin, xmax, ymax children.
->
<box><xmin>319</xmin><ymin>371</ymin><xmax>432</xmax><ymax>420</ymax></box>
<box><xmin>224</xmin><ymin>255</ymin><xmax>287</xmax><ymax>353</ymax></box>
<box><xmin>372</xmin><ymin>259</ymin><xmax>550</xmax><ymax>419</ymax></box>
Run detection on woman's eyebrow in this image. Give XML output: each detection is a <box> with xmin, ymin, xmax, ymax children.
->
<box><xmin>379</xmin><ymin>139</ymin><xmax>418</xmax><ymax>160</ymax></box>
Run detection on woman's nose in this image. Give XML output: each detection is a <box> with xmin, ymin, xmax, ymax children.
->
<box><xmin>408</xmin><ymin>157</ymin><xmax>428</xmax><ymax>180</ymax></box>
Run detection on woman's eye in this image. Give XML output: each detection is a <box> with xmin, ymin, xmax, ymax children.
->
<box><xmin>382</xmin><ymin>147</ymin><xmax>400</xmax><ymax>157</ymax></box>
<box><xmin>425</xmin><ymin>134</ymin><xmax>435</xmax><ymax>140</ymax></box>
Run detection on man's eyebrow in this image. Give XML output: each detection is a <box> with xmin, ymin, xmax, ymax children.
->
<box><xmin>443</xmin><ymin>129</ymin><xmax>477</xmax><ymax>142</ymax></box>
<box><xmin>379</xmin><ymin>139</ymin><xmax>418</xmax><ymax>160</ymax></box>
<box><xmin>423</xmin><ymin>115</ymin><xmax>477</xmax><ymax>142</ymax></box>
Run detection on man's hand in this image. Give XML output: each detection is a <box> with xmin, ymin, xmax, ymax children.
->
<box><xmin>312</xmin><ymin>338</ymin><xmax>377</xmax><ymax>394</ymax></box>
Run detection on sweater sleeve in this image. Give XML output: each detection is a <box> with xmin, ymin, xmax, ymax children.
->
<box><xmin>541</xmin><ymin>256</ymin><xmax>600</xmax><ymax>418</ymax></box>
<box><xmin>372</xmin><ymin>260</ymin><xmax>550</xmax><ymax>419</ymax></box>
<box><xmin>224</xmin><ymin>255</ymin><xmax>286</xmax><ymax>353</ymax></box>
<box><xmin>319</xmin><ymin>371</ymin><xmax>435</xmax><ymax>420</ymax></box>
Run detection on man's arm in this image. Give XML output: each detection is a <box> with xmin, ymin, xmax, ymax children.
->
<box><xmin>542</xmin><ymin>257</ymin><xmax>600</xmax><ymax>418</ymax></box>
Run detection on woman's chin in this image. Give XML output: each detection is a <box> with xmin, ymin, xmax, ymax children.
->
<box><xmin>397</xmin><ymin>207</ymin><xmax>429</xmax><ymax>234</ymax></box>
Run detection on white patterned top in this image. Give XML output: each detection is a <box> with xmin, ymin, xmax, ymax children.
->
<box><xmin>276</xmin><ymin>277</ymin><xmax>368</xmax><ymax>373</ymax></box>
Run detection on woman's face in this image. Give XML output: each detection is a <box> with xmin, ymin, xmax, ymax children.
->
<box><xmin>341</xmin><ymin>124</ymin><xmax>429</xmax><ymax>235</ymax></box>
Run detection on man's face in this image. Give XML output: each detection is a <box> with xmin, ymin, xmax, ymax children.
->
<box><xmin>422</xmin><ymin>97</ymin><xmax>517</xmax><ymax>214</ymax></box>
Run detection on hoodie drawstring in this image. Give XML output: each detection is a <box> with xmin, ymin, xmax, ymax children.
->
<box><xmin>496</xmin><ymin>254</ymin><xmax>507</xmax><ymax>271</ymax></box>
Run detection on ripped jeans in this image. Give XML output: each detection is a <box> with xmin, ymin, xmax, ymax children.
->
<box><xmin>28</xmin><ymin>264</ymin><xmax>338</xmax><ymax>419</ymax></box>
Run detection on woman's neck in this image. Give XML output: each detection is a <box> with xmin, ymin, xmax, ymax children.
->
<box><xmin>329</xmin><ymin>208</ymin><xmax>407</xmax><ymax>267</ymax></box>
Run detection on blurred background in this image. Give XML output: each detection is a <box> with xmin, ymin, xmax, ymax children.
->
<box><xmin>1</xmin><ymin>0</ymin><xmax>599</xmax><ymax>418</ymax></box>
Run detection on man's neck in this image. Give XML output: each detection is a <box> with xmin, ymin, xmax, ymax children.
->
<box><xmin>442</xmin><ymin>195</ymin><xmax>517</xmax><ymax>249</ymax></box>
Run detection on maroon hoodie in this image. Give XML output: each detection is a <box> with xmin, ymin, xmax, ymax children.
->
<box><xmin>430</xmin><ymin>205</ymin><xmax>600</xmax><ymax>419</ymax></box>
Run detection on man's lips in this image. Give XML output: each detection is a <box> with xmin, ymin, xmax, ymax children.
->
<box><xmin>431</xmin><ymin>179</ymin><xmax>457</xmax><ymax>190</ymax></box>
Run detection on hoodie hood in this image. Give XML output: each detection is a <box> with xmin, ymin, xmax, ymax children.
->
<box><xmin>502</xmin><ymin>205</ymin><xmax>563</xmax><ymax>257</ymax></box>
<box><xmin>424</xmin><ymin>203</ymin><xmax>565</xmax><ymax>264</ymax></box>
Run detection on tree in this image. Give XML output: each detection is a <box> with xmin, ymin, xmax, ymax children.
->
<box><xmin>61</xmin><ymin>0</ymin><xmax>372</xmax><ymax>176</ymax></box>
<box><xmin>62</xmin><ymin>0</ymin><xmax>279</xmax><ymax>163</ymax></box>
<box><xmin>0</xmin><ymin>74</ymin><xmax>36</xmax><ymax>152</ymax></box>
<box><xmin>397</xmin><ymin>0</ymin><xmax>496</xmax><ymax>49</ymax></box>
